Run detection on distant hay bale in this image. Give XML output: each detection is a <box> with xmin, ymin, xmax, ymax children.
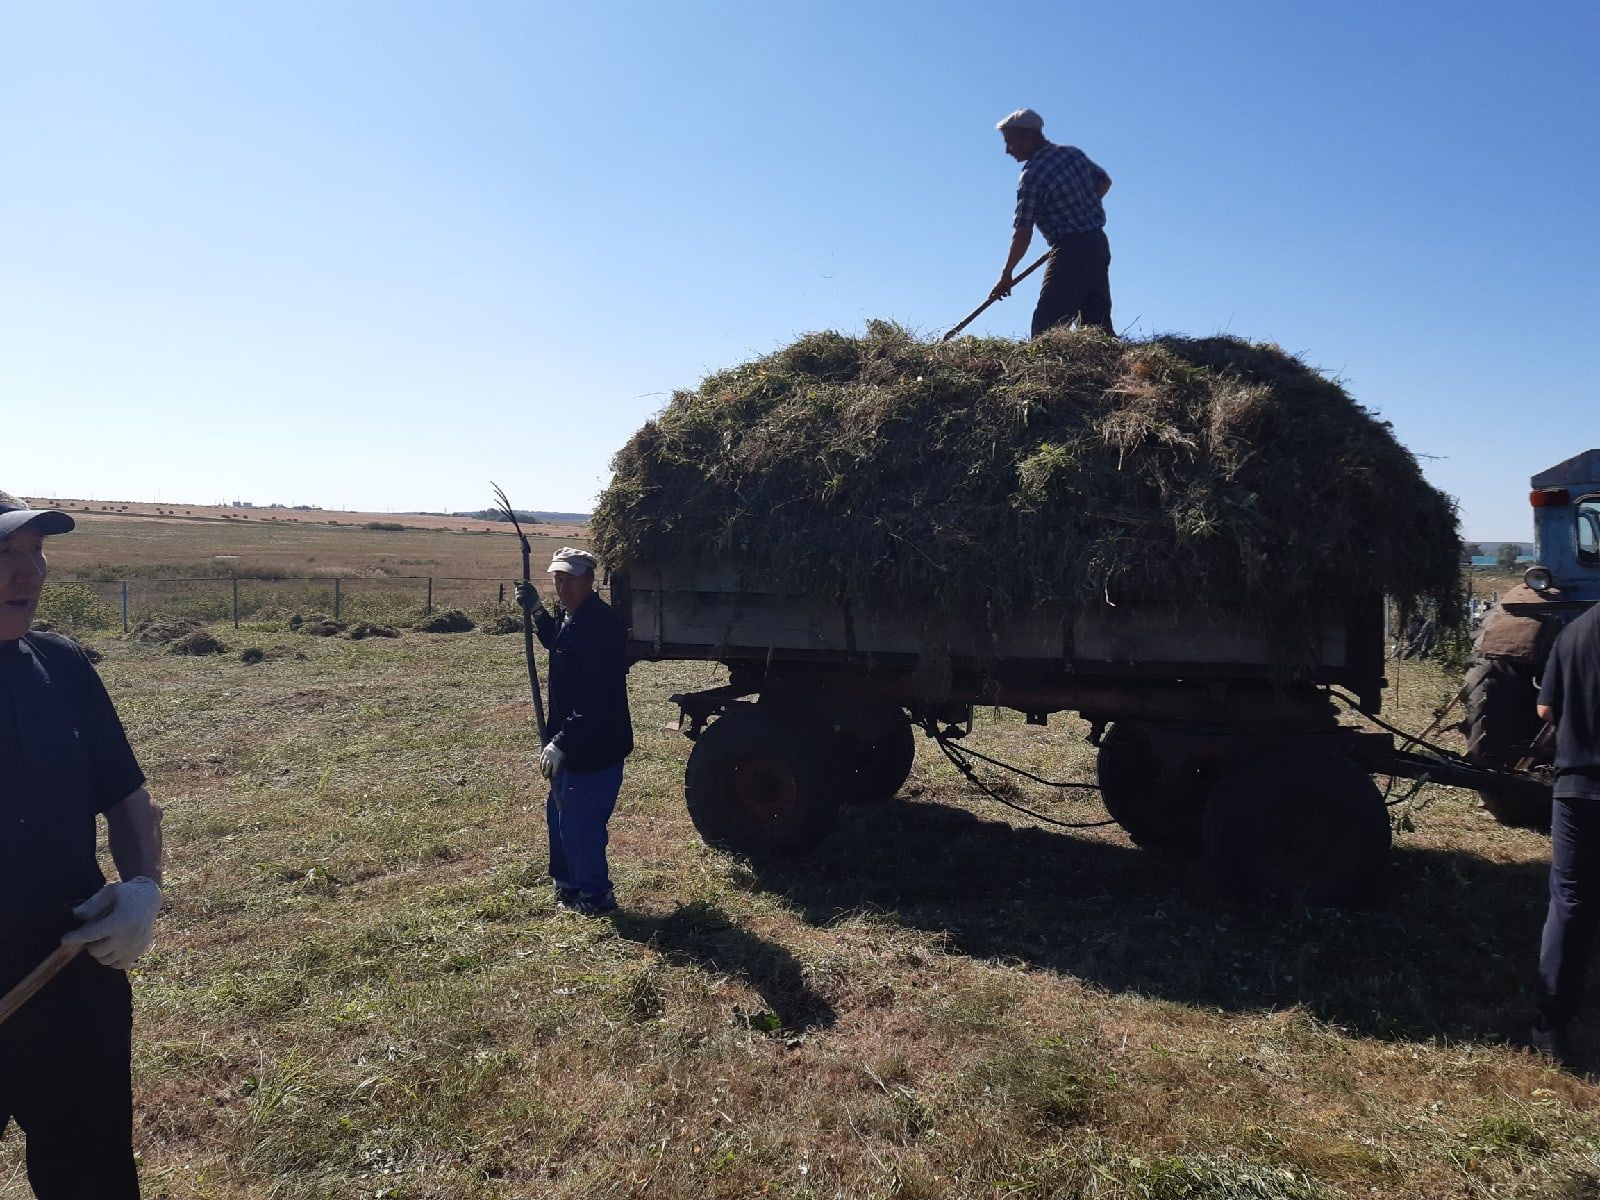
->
<box><xmin>343</xmin><ymin>622</ymin><xmax>400</xmax><ymax>640</ymax></box>
<box><xmin>132</xmin><ymin>618</ymin><xmax>204</xmax><ymax>646</ymax></box>
<box><xmin>593</xmin><ymin>323</ymin><xmax>1462</xmax><ymax>651</ymax></box>
<box><xmin>169</xmin><ymin>629</ymin><xmax>227</xmax><ymax>656</ymax></box>
<box><xmin>414</xmin><ymin>609</ymin><xmax>475</xmax><ymax>634</ymax></box>
<box><xmin>239</xmin><ymin>647</ymin><xmax>266</xmax><ymax>664</ymax></box>
<box><xmin>480</xmin><ymin>613</ymin><xmax>523</xmax><ymax>635</ymax></box>
<box><xmin>298</xmin><ymin>619</ymin><xmax>347</xmax><ymax>637</ymax></box>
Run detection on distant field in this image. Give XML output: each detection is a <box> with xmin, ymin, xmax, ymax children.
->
<box><xmin>0</xmin><ymin>618</ymin><xmax>1595</xmax><ymax>1198</ymax></box>
<box><xmin>32</xmin><ymin>501</ymin><xmax>587</xmax><ymax>579</ymax></box>
<box><xmin>31</xmin><ymin>505</ymin><xmax>599</xmax><ymax>628</ymax></box>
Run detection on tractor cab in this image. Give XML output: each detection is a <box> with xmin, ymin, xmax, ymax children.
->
<box><xmin>1460</xmin><ymin>449</ymin><xmax>1600</xmax><ymax>828</ymax></box>
<box><xmin>1522</xmin><ymin>448</ymin><xmax>1600</xmax><ymax>606</ymax></box>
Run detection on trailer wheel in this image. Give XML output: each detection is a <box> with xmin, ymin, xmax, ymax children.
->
<box><xmin>685</xmin><ymin>706</ymin><xmax>843</xmax><ymax>857</ymax></box>
<box><xmin>1461</xmin><ymin>657</ymin><xmax>1550</xmax><ymax>828</ymax></box>
<box><xmin>1095</xmin><ymin>722</ymin><xmax>1208</xmax><ymax>847</ymax></box>
<box><xmin>1202</xmin><ymin>750</ymin><xmax>1390</xmax><ymax>906</ymax></box>
<box><xmin>840</xmin><ymin>716</ymin><xmax>916</xmax><ymax>803</ymax></box>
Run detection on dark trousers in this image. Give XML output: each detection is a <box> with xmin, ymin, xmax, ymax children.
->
<box><xmin>1539</xmin><ymin>797</ymin><xmax>1600</xmax><ymax>1029</ymax></box>
<box><xmin>1032</xmin><ymin>228</ymin><xmax>1113</xmax><ymax>337</ymax></box>
<box><xmin>0</xmin><ymin>939</ymin><xmax>139</xmax><ymax>1198</ymax></box>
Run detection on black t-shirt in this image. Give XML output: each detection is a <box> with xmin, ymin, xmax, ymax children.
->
<box><xmin>0</xmin><ymin>632</ymin><xmax>145</xmax><ymax>939</ymax></box>
<box><xmin>1538</xmin><ymin>605</ymin><xmax>1600</xmax><ymax>801</ymax></box>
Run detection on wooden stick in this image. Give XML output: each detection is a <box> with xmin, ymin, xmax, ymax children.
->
<box><xmin>0</xmin><ymin>943</ymin><xmax>83</xmax><ymax>1027</ymax></box>
<box><xmin>941</xmin><ymin>250</ymin><xmax>1054</xmax><ymax>341</ymax></box>
<box><xmin>491</xmin><ymin>482</ymin><xmax>549</xmax><ymax>744</ymax></box>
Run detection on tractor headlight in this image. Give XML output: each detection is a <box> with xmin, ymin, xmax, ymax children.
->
<box><xmin>1524</xmin><ymin>566</ymin><xmax>1554</xmax><ymax>592</ymax></box>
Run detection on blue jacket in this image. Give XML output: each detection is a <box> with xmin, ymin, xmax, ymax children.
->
<box><xmin>533</xmin><ymin>593</ymin><xmax>634</xmax><ymax>770</ymax></box>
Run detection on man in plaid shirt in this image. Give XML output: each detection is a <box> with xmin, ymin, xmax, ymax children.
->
<box><xmin>990</xmin><ymin>108</ymin><xmax>1114</xmax><ymax>336</ymax></box>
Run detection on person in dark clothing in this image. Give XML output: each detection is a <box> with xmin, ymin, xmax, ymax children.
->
<box><xmin>516</xmin><ymin>547</ymin><xmax>633</xmax><ymax>916</ymax></box>
<box><xmin>990</xmin><ymin>107</ymin><xmax>1114</xmax><ymax>337</ymax></box>
<box><xmin>1534</xmin><ymin>603</ymin><xmax>1600</xmax><ymax>1064</ymax></box>
<box><xmin>0</xmin><ymin>490</ymin><xmax>164</xmax><ymax>1198</ymax></box>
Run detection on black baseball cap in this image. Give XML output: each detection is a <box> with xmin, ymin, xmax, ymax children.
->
<box><xmin>0</xmin><ymin>490</ymin><xmax>75</xmax><ymax>538</ymax></box>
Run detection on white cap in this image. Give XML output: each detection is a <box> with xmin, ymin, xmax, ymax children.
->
<box><xmin>996</xmin><ymin>108</ymin><xmax>1044</xmax><ymax>132</ymax></box>
<box><xmin>547</xmin><ymin>546</ymin><xmax>598</xmax><ymax>575</ymax></box>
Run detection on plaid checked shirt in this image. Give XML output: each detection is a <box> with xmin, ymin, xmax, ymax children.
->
<box><xmin>1013</xmin><ymin>141</ymin><xmax>1109</xmax><ymax>244</ymax></box>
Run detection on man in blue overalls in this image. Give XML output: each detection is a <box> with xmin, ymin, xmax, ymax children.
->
<box><xmin>517</xmin><ymin>548</ymin><xmax>633</xmax><ymax>915</ymax></box>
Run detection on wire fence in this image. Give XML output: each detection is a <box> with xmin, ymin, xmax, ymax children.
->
<box><xmin>38</xmin><ymin>575</ymin><xmax>528</xmax><ymax>633</ymax></box>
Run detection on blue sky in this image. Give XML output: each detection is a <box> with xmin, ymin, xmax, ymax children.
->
<box><xmin>3</xmin><ymin>0</ymin><xmax>1594</xmax><ymax>540</ymax></box>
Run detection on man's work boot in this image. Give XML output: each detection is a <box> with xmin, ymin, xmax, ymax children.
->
<box><xmin>1531</xmin><ymin>1020</ymin><xmax>1575</xmax><ymax>1068</ymax></box>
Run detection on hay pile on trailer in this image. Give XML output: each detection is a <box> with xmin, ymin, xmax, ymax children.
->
<box><xmin>593</xmin><ymin>323</ymin><xmax>1460</xmax><ymax>652</ymax></box>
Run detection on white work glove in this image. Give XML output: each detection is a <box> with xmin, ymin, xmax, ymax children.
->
<box><xmin>539</xmin><ymin>741</ymin><xmax>565</xmax><ymax>780</ymax></box>
<box><xmin>61</xmin><ymin>877</ymin><xmax>162</xmax><ymax>970</ymax></box>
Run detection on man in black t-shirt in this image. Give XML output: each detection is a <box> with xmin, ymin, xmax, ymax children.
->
<box><xmin>0</xmin><ymin>491</ymin><xmax>164</xmax><ymax>1198</ymax></box>
<box><xmin>1534</xmin><ymin>603</ymin><xmax>1600</xmax><ymax>1063</ymax></box>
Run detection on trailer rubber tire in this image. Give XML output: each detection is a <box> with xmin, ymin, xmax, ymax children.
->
<box><xmin>1201</xmin><ymin>750</ymin><xmax>1390</xmax><ymax>906</ymax></box>
<box><xmin>840</xmin><ymin>717</ymin><xmax>916</xmax><ymax>804</ymax></box>
<box><xmin>1461</xmin><ymin>657</ymin><xmax>1550</xmax><ymax>829</ymax></box>
<box><xmin>685</xmin><ymin>706</ymin><xmax>843</xmax><ymax>857</ymax></box>
<box><xmin>1095</xmin><ymin>722</ymin><xmax>1208</xmax><ymax>848</ymax></box>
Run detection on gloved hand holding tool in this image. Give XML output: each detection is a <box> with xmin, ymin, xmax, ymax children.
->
<box><xmin>61</xmin><ymin>877</ymin><xmax>162</xmax><ymax>970</ymax></box>
<box><xmin>941</xmin><ymin>249</ymin><xmax>1053</xmax><ymax>341</ymax></box>
<box><xmin>539</xmin><ymin>741</ymin><xmax>565</xmax><ymax>781</ymax></box>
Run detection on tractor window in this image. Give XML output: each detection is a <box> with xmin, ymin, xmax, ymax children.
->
<box><xmin>1579</xmin><ymin>497</ymin><xmax>1600</xmax><ymax>567</ymax></box>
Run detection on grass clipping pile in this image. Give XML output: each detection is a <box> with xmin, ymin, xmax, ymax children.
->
<box><xmin>594</xmin><ymin>324</ymin><xmax>1461</xmax><ymax>657</ymax></box>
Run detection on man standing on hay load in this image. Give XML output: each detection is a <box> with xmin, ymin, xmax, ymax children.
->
<box><xmin>991</xmin><ymin>107</ymin><xmax>1114</xmax><ymax>337</ymax></box>
<box><xmin>517</xmin><ymin>548</ymin><xmax>633</xmax><ymax>916</ymax></box>
<box><xmin>0</xmin><ymin>491</ymin><xmax>163</xmax><ymax>1198</ymax></box>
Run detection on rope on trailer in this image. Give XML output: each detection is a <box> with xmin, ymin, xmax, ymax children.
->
<box><xmin>923</xmin><ymin>720</ymin><xmax>1117</xmax><ymax>831</ymax></box>
<box><xmin>1329</xmin><ymin>687</ymin><xmax>1538</xmax><ymax>812</ymax></box>
<box><xmin>1328</xmin><ymin>688</ymin><xmax>1477</xmax><ymax>767</ymax></box>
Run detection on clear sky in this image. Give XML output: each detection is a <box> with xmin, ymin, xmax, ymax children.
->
<box><xmin>3</xmin><ymin>0</ymin><xmax>1594</xmax><ymax>540</ymax></box>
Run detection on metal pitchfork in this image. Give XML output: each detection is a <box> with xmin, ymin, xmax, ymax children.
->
<box><xmin>941</xmin><ymin>249</ymin><xmax>1054</xmax><ymax>341</ymax></box>
<box><xmin>492</xmin><ymin>482</ymin><xmax>548</xmax><ymax>745</ymax></box>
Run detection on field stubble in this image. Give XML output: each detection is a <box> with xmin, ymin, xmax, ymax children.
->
<box><xmin>2</xmin><ymin>627</ymin><xmax>1598</xmax><ymax>1199</ymax></box>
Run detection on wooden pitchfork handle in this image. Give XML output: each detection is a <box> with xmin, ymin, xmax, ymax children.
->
<box><xmin>0</xmin><ymin>943</ymin><xmax>82</xmax><ymax>1028</ymax></box>
<box><xmin>941</xmin><ymin>250</ymin><xmax>1054</xmax><ymax>341</ymax></box>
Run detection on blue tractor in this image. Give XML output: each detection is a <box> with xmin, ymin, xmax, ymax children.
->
<box><xmin>1462</xmin><ymin>449</ymin><xmax>1600</xmax><ymax>826</ymax></box>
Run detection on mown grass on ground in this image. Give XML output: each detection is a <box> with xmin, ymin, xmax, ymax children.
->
<box><xmin>3</xmin><ymin>626</ymin><xmax>1598</xmax><ymax>1199</ymax></box>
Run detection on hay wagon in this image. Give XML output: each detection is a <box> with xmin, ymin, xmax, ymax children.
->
<box><xmin>611</xmin><ymin>563</ymin><xmax>1549</xmax><ymax>906</ymax></box>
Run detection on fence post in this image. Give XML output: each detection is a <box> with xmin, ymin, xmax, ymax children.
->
<box><xmin>232</xmin><ymin>576</ymin><xmax>240</xmax><ymax>629</ymax></box>
<box><xmin>121</xmin><ymin>581</ymin><xmax>129</xmax><ymax>633</ymax></box>
<box><xmin>426</xmin><ymin>577</ymin><xmax>433</xmax><ymax>615</ymax></box>
<box><xmin>334</xmin><ymin>577</ymin><xmax>342</xmax><ymax>620</ymax></box>
<box><xmin>498</xmin><ymin>582</ymin><xmax>505</xmax><ymax>605</ymax></box>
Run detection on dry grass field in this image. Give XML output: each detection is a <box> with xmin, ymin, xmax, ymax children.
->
<box><xmin>4</xmin><ymin>598</ymin><xmax>1600</xmax><ymax>1197</ymax></box>
<box><xmin>31</xmin><ymin>501</ymin><xmax>587</xmax><ymax>582</ymax></box>
<box><xmin>29</xmin><ymin>503</ymin><xmax>596</xmax><ymax>630</ymax></box>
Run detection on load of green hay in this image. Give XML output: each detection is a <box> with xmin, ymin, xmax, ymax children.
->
<box><xmin>593</xmin><ymin>323</ymin><xmax>1461</xmax><ymax>650</ymax></box>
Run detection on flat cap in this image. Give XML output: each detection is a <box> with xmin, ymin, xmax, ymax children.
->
<box><xmin>0</xmin><ymin>489</ymin><xmax>74</xmax><ymax>539</ymax></box>
<box><xmin>547</xmin><ymin>546</ymin><xmax>599</xmax><ymax>575</ymax></box>
<box><xmin>996</xmin><ymin>107</ymin><xmax>1044</xmax><ymax>132</ymax></box>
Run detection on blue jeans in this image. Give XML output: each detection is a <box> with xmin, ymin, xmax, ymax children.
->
<box><xmin>547</xmin><ymin>762</ymin><xmax>623</xmax><ymax>902</ymax></box>
<box><xmin>1539</xmin><ymin>797</ymin><xmax>1600</xmax><ymax>1028</ymax></box>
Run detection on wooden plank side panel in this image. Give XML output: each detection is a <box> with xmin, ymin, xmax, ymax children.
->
<box><xmin>631</xmin><ymin>564</ymin><xmax>1351</xmax><ymax>669</ymax></box>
